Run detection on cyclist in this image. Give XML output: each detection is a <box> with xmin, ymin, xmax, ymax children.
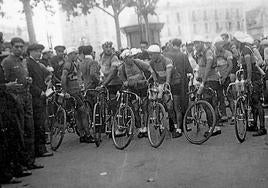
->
<box><xmin>50</xmin><ymin>45</ymin><xmax>66</xmax><ymax>83</ymax></box>
<box><xmin>164</xmin><ymin>39</ymin><xmax>193</xmax><ymax>138</ymax></box>
<box><xmin>61</xmin><ymin>47</ymin><xmax>94</xmax><ymax>143</ymax></box>
<box><xmin>119</xmin><ymin>48</ymin><xmax>156</xmax><ymax>138</ymax></box>
<box><xmin>147</xmin><ymin>44</ymin><xmax>182</xmax><ymax>137</ymax></box>
<box><xmin>214</xmin><ymin>37</ymin><xmax>233</xmax><ymax>122</ymax></box>
<box><xmin>233</xmin><ymin>32</ymin><xmax>267</xmax><ymax>136</ymax></box>
<box><xmin>99</xmin><ymin>41</ymin><xmax>122</xmax><ymax>99</ymax></box>
<box><xmin>194</xmin><ymin>36</ymin><xmax>222</xmax><ymax>137</ymax></box>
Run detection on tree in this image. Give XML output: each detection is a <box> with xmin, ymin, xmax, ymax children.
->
<box><xmin>0</xmin><ymin>0</ymin><xmax>53</xmax><ymax>43</ymax></box>
<box><xmin>129</xmin><ymin>0</ymin><xmax>158</xmax><ymax>44</ymax></box>
<box><xmin>58</xmin><ymin>0</ymin><xmax>131</xmax><ymax>49</ymax></box>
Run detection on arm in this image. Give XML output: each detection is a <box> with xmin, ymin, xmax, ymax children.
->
<box><xmin>61</xmin><ymin>69</ymin><xmax>68</xmax><ymax>93</ymax></box>
<box><xmin>61</xmin><ymin>62</ymin><xmax>71</xmax><ymax>93</ymax></box>
<box><xmin>226</xmin><ymin>52</ymin><xmax>233</xmax><ymax>79</ymax></box>
<box><xmin>102</xmin><ymin>67</ymin><xmax>118</xmax><ymax>86</ymax></box>
<box><xmin>244</xmin><ymin>54</ymin><xmax>252</xmax><ymax>81</ymax></box>
<box><xmin>1</xmin><ymin>59</ymin><xmax>11</xmax><ymax>82</ymax></box>
<box><xmin>134</xmin><ymin>59</ymin><xmax>157</xmax><ymax>81</ymax></box>
<box><xmin>102</xmin><ymin>55</ymin><xmax>120</xmax><ymax>86</ymax></box>
<box><xmin>89</xmin><ymin>61</ymin><xmax>100</xmax><ymax>84</ymax></box>
<box><xmin>165</xmin><ymin>58</ymin><xmax>173</xmax><ymax>84</ymax></box>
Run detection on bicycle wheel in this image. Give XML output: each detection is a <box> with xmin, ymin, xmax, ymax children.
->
<box><xmin>50</xmin><ymin>107</ymin><xmax>67</xmax><ymax>151</ymax></box>
<box><xmin>147</xmin><ymin>101</ymin><xmax>167</xmax><ymax>148</ymax></box>
<box><xmin>235</xmin><ymin>97</ymin><xmax>247</xmax><ymax>143</ymax></box>
<box><xmin>84</xmin><ymin>100</ymin><xmax>93</xmax><ymax>131</ymax></box>
<box><xmin>183</xmin><ymin>100</ymin><xmax>216</xmax><ymax>145</ymax></box>
<box><xmin>112</xmin><ymin>105</ymin><xmax>135</xmax><ymax>150</ymax></box>
<box><xmin>92</xmin><ymin>102</ymin><xmax>102</xmax><ymax>147</ymax></box>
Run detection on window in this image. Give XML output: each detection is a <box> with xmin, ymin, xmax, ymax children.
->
<box><xmin>237</xmin><ymin>21</ymin><xmax>240</xmax><ymax>30</ymax></box>
<box><xmin>229</xmin><ymin>22</ymin><xmax>232</xmax><ymax>30</ymax></box>
<box><xmin>205</xmin><ymin>23</ymin><xmax>209</xmax><ymax>33</ymax></box>
<box><xmin>167</xmin><ymin>27</ymin><xmax>171</xmax><ymax>36</ymax></box>
<box><xmin>236</xmin><ymin>9</ymin><xmax>240</xmax><ymax>18</ymax></box>
<box><xmin>193</xmin><ymin>24</ymin><xmax>197</xmax><ymax>34</ymax></box>
<box><xmin>215</xmin><ymin>9</ymin><xmax>218</xmax><ymax>20</ymax></box>
<box><xmin>216</xmin><ymin>22</ymin><xmax>220</xmax><ymax>32</ymax></box>
<box><xmin>166</xmin><ymin>15</ymin><xmax>170</xmax><ymax>24</ymax></box>
<box><xmin>226</xmin><ymin>9</ymin><xmax>230</xmax><ymax>19</ymax></box>
<box><xmin>192</xmin><ymin>11</ymin><xmax>196</xmax><ymax>21</ymax></box>
<box><xmin>176</xmin><ymin>12</ymin><xmax>180</xmax><ymax>22</ymax></box>
<box><xmin>204</xmin><ymin>10</ymin><xmax>208</xmax><ymax>20</ymax></box>
<box><xmin>178</xmin><ymin>25</ymin><xmax>181</xmax><ymax>35</ymax></box>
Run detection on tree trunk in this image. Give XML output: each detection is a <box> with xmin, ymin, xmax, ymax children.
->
<box><xmin>22</xmin><ymin>0</ymin><xmax>36</xmax><ymax>43</ymax></box>
<box><xmin>114</xmin><ymin>12</ymin><xmax>122</xmax><ymax>50</ymax></box>
<box><xmin>143</xmin><ymin>14</ymin><xmax>150</xmax><ymax>44</ymax></box>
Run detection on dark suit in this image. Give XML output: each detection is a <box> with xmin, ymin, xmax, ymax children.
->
<box><xmin>27</xmin><ymin>57</ymin><xmax>50</xmax><ymax>156</ymax></box>
<box><xmin>0</xmin><ymin>65</ymin><xmax>25</xmax><ymax>182</ymax></box>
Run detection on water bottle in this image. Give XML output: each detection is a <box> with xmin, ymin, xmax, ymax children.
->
<box><xmin>235</xmin><ymin>78</ymin><xmax>240</xmax><ymax>92</ymax></box>
<box><xmin>240</xmin><ymin>77</ymin><xmax>245</xmax><ymax>92</ymax></box>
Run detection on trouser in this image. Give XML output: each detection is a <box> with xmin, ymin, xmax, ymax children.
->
<box><xmin>203</xmin><ymin>81</ymin><xmax>221</xmax><ymax>127</ymax></box>
<box><xmin>167</xmin><ymin>84</ymin><xmax>183</xmax><ymax>131</ymax></box>
<box><xmin>0</xmin><ymin>107</ymin><xmax>25</xmax><ymax>181</ymax></box>
<box><xmin>13</xmin><ymin>92</ymin><xmax>35</xmax><ymax>167</ymax></box>
<box><xmin>68</xmin><ymin>92</ymin><xmax>91</xmax><ymax>137</ymax></box>
<box><xmin>32</xmin><ymin>102</ymin><xmax>47</xmax><ymax>156</ymax></box>
<box><xmin>251</xmin><ymin>80</ymin><xmax>265</xmax><ymax>129</ymax></box>
<box><xmin>129</xmin><ymin>86</ymin><xmax>148</xmax><ymax>129</ymax></box>
<box><xmin>0</xmin><ymin>113</ymin><xmax>13</xmax><ymax>183</ymax></box>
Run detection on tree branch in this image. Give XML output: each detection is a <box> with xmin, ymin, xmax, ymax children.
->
<box><xmin>118</xmin><ymin>3</ymin><xmax>127</xmax><ymax>14</ymax></box>
<box><xmin>96</xmin><ymin>4</ymin><xmax>114</xmax><ymax>17</ymax></box>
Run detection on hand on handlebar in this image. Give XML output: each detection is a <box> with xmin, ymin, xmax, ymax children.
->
<box><xmin>163</xmin><ymin>82</ymin><xmax>170</xmax><ymax>91</ymax></box>
<box><xmin>123</xmin><ymin>81</ymin><xmax>128</xmax><ymax>87</ymax></box>
<box><xmin>197</xmin><ymin>83</ymin><xmax>204</xmax><ymax>95</ymax></box>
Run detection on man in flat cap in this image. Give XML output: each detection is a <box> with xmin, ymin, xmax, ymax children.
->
<box><xmin>1</xmin><ymin>38</ymin><xmax>43</xmax><ymax>170</ymax></box>
<box><xmin>40</xmin><ymin>47</ymin><xmax>53</xmax><ymax>67</ymax></box>
<box><xmin>27</xmin><ymin>44</ymin><xmax>53</xmax><ymax>158</ymax></box>
<box><xmin>50</xmin><ymin>45</ymin><xmax>66</xmax><ymax>83</ymax></box>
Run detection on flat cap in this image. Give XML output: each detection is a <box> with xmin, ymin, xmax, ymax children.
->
<box><xmin>54</xmin><ymin>45</ymin><xmax>66</xmax><ymax>51</ymax></box>
<box><xmin>27</xmin><ymin>43</ymin><xmax>44</xmax><ymax>52</ymax></box>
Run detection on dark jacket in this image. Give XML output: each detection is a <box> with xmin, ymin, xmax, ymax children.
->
<box><xmin>164</xmin><ymin>48</ymin><xmax>193</xmax><ymax>113</ymax></box>
<box><xmin>27</xmin><ymin>57</ymin><xmax>50</xmax><ymax>106</ymax></box>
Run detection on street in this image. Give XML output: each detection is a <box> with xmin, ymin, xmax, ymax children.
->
<box><xmin>3</xmin><ymin>115</ymin><xmax>268</xmax><ymax>188</ymax></box>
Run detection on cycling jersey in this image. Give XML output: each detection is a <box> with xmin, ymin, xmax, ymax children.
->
<box><xmin>100</xmin><ymin>54</ymin><xmax>122</xmax><ymax>86</ymax></box>
<box><xmin>240</xmin><ymin>45</ymin><xmax>262</xmax><ymax>81</ymax></box>
<box><xmin>196</xmin><ymin>48</ymin><xmax>219</xmax><ymax>82</ymax></box>
<box><xmin>150</xmin><ymin>54</ymin><xmax>173</xmax><ymax>84</ymax></box>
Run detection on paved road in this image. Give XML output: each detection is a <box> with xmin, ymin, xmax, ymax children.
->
<box><xmin>3</xmin><ymin>119</ymin><xmax>268</xmax><ymax>188</ymax></box>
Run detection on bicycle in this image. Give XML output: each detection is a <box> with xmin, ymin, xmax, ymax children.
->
<box><xmin>47</xmin><ymin>86</ymin><xmax>83</xmax><ymax>151</ymax></box>
<box><xmin>91</xmin><ymin>86</ymin><xmax>114</xmax><ymax>147</ymax></box>
<box><xmin>147</xmin><ymin>83</ymin><xmax>169</xmax><ymax>148</ymax></box>
<box><xmin>111</xmin><ymin>88</ymin><xmax>136</xmax><ymax>150</ymax></box>
<box><xmin>183</xmin><ymin>81</ymin><xmax>217</xmax><ymax>145</ymax></box>
<box><xmin>227</xmin><ymin>67</ymin><xmax>253</xmax><ymax>143</ymax></box>
<box><xmin>111</xmin><ymin>83</ymin><xmax>168</xmax><ymax>150</ymax></box>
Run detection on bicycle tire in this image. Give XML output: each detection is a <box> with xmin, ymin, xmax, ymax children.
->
<box><xmin>112</xmin><ymin>105</ymin><xmax>135</xmax><ymax>150</ymax></box>
<box><xmin>183</xmin><ymin>100</ymin><xmax>216</xmax><ymax>145</ymax></box>
<box><xmin>235</xmin><ymin>97</ymin><xmax>247</xmax><ymax>143</ymax></box>
<box><xmin>84</xmin><ymin>100</ymin><xmax>93</xmax><ymax>130</ymax></box>
<box><xmin>50</xmin><ymin>107</ymin><xmax>67</xmax><ymax>151</ymax></box>
<box><xmin>147</xmin><ymin>101</ymin><xmax>167</xmax><ymax>148</ymax></box>
<box><xmin>92</xmin><ymin>102</ymin><xmax>102</xmax><ymax>147</ymax></box>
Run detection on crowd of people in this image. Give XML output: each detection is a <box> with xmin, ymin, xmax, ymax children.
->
<box><xmin>0</xmin><ymin>30</ymin><xmax>268</xmax><ymax>185</ymax></box>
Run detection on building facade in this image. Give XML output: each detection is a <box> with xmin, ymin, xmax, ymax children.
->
<box><xmin>246</xmin><ymin>6</ymin><xmax>268</xmax><ymax>39</ymax></box>
<box><xmin>157</xmin><ymin>0</ymin><xmax>246</xmax><ymax>43</ymax></box>
<box><xmin>59</xmin><ymin>8</ymin><xmax>128</xmax><ymax>55</ymax></box>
